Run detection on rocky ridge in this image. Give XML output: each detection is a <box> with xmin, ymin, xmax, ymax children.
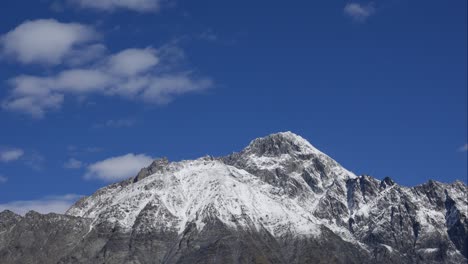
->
<box><xmin>0</xmin><ymin>132</ymin><xmax>466</xmax><ymax>263</ymax></box>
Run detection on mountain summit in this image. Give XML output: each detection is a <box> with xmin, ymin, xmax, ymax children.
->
<box><xmin>1</xmin><ymin>132</ymin><xmax>467</xmax><ymax>264</ymax></box>
<box><xmin>240</xmin><ymin>131</ymin><xmax>323</xmax><ymax>156</ymax></box>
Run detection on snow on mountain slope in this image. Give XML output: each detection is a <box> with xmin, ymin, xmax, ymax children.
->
<box><xmin>223</xmin><ymin>132</ymin><xmax>359</xmax><ymax>227</ymax></box>
<box><xmin>67</xmin><ymin>132</ymin><xmax>361</xmax><ymax>240</ymax></box>
<box><xmin>65</xmin><ymin>131</ymin><xmax>468</xmax><ymax>261</ymax></box>
<box><xmin>67</xmin><ymin>156</ymin><xmax>353</xmax><ymax>239</ymax></box>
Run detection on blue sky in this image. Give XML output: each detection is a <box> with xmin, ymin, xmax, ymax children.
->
<box><xmin>0</xmin><ymin>0</ymin><xmax>466</xmax><ymax>214</ymax></box>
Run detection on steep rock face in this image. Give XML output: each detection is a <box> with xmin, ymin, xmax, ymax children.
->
<box><xmin>222</xmin><ymin>132</ymin><xmax>356</xmax><ymax>228</ymax></box>
<box><xmin>345</xmin><ymin>176</ymin><xmax>467</xmax><ymax>263</ymax></box>
<box><xmin>0</xmin><ymin>132</ymin><xmax>466</xmax><ymax>264</ymax></box>
<box><xmin>0</xmin><ymin>212</ymin><xmax>91</xmax><ymax>264</ymax></box>
<box><xmin>0</xmin><ymin>210</ymin><xmax>22</xmax><ymax>249</ymax></box>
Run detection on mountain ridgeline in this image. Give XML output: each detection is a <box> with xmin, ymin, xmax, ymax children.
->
<box><xmin>0</xmin><ymin>132</ymin><xmax>467</xmax><ymax>264</ymax></box>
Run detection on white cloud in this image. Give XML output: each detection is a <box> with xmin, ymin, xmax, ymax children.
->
<box><xmin>3</xmin><ymin>47</ymin><xmax>212</xmax><ymax>118</ymax></box>
<box><xmin>141</xmin><ymin>74</ymin><xmax>213</xmax><ymax>104</ymax></box>
<box><xmin>0</xmin><ymin>194</ymin><xmax>82</xmax><ymax>215</ymax></box>
<box><xmin>0</xmin><ymin>19</ymin><xmax>98</xmax><ymax>65</ymax></box>
<box><xmin>0</xmin><ymin>148</ymin><xmax>24</xmax><ymax>162</ymax></box>
<box><xmin>459</xmin><ymin>144</ymin><xmax>468</xmax><ymax>152</ymax></box>
<box><xmin>344</xmin><ymin>2</ymin><xmax>376</xmax><ymax>22</ymax></box>
<box><xmin>85</xmin><ymin>153</ymin><xmax>153</xmax><ymax>181</ymax></box>
<box><xmin>0</xmin><ymin>175</ymin><xmax>7</xmax><ymax>183</ymax></box>
<box><xmin>1</xmin><ymin>19</ymin><xmax>213</xmax><ymax>118</ymax></box>
<box><xmin>63</xmin><ymin>158</ymin><xmax>83</xmax><ymax>169</ymax></box>
<box><xmin>71</xmin><ymin>0</ymin><xmax>162</xmax><ymax>12</ymax></box>
<box><xmin>2</xmin><ymin>92</ymin><xmax>64</xmax><ymax>118</ymax></box>
<box><xmin>66</xmin><ymin>43</ymin><xmax>107</xmax><ymax>66</ymax></box>
<box><xmin>107</xmin><ymin>48</ymin><xmax>159</xmax><ymax>76</ymax></box>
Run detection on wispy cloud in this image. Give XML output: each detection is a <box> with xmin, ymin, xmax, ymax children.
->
<box><xmin>24</xmin><ymin>152</ymin><xmax>45</xmax><ymax>171</ymax></box>
<box><xmin>0</xmin><ymin>194</ymin><xmax>83</xmax><ymax>215</ymax></box>
<box><xmin>0</xmin><ymin>175</ymin><xmax>7</xmax><ymax>183</ymax></box>
<box><xmin>0</xmin><ymin>148</ymin><xmax>46</xmax><ymax>170</ymax></box>
<box><xmin>85</xmin><ymin>153</ymin><xmax>153</xmax><ymax>182</ymax></box>
<box><xmin>344</xmin><ymin>2</ymin><xmax>376</xmax><ymax>22</ymax></box>
<box><xmin>67</xmin><ymin>145</ymin><xmax>103</xmax><ymax>156</ymax></box>
<box><xmin>0</xmin><ymin>148</ymin><xmax>24</xmax><ymax>162</ymax></box>
<box><xmin>1</xmin><ymin>20</ymin><xmax>213</xmax><ymax>118</ymax></box>
<box><xmin>63</xmin><ymin>158</ymin><xmax>83</xmax><ymax>169</ymax></box>
<box><xmin>199</xmin><ymin>30</ymin><xmax>218</xmax><ymax>42</ymax></box>
<box><xmin>85</xmin><ymin>147</ymin><xmax>102</xmax><ymax>153</ymax></box>
<box><xmin>70</xmin><ymin>0</ymin><xmax>163</xmax><ymax>12</ymax></box>
<box><xmin>94</xmin><ymin>118</ymin><xmax>136</xmax><ymax>128</ymax></box>
<box><xmin>458</xmin><ymin>144</ymin><xmax>468</xmax><ymax>152</ymax></box>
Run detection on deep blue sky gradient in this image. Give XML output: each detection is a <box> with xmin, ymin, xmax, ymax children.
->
<box><xmin>0</xmin><ymin>0</ymin><xmax>466</xmax><ymax>204</ymax></box>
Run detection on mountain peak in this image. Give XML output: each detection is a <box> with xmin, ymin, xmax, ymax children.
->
<box><xmin>3</xmin><ymin>132</ymin><xmax>466</xmax><ymax>263</ymax></box>
<box><xmin>244</xmin><ymin>131</ymin><xmax>321</xmax><ymax>157</ymax></box>
<box><xmin>134</xmin><ymin>157</ymin><xmax>170</xmax><ymax>182</ymax></box>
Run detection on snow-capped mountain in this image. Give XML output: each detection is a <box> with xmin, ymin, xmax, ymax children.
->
<box><xmin>0</xmin><ymin>132</ymin><xmax>467</xmax><ymax>264</ymax></box>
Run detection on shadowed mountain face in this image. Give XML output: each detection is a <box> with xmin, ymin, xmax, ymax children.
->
<box><xmin>1</xmin><ymin>132</ymin><xmax>467</xmax><ymax>264</ymax></box>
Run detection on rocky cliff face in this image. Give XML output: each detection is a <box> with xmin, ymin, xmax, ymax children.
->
<box><xmin>0</xmin><ymin>132</ymin><xmax>466</xmax><ymax>264</ymax></box>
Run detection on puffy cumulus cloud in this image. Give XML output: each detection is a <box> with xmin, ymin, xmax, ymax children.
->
<box><xmin>2</xmin><ymin>91</ymin><xmax>64</xmax><ymax>118</ymax></box>
<box><xmin>1</xmin><ymin>20</ymin><xmax>213</xmax><ymax>118</ymax></box>
<box><xmin>66</xmin><ymin>43</ymin><xmax>107</xmax><ymax>66</ymax></box>
<box><xmin>2</xmin><ymin>46</ymin><xmax>212</xmax><ymax>118</ymax></box>
<box><xmin>0</xmin><ymin>194</ymin><xmax>83</xmax><ymax>215</ymax></box>
<box><xmin>0</xmin><ymin>19</ymin><xmax>99</xmax><ymax>65</ymax></box>
<box><xmin>107</xmin><ymin>48</ymin><xmax>159</xmax><ymax>76</ymax></box>
<box><xmin>63</xmin><ymin>158</ymin><xmax>83</xmax><ymax>169</ymax></box>
<box><xmin>3</xmin><ymin>50</ymin><xmax>212</xmax><ymax>117</ymax></box>
<box><xmin>344</xmin><ymin>2</ymin><xmax>376</xmax><ymax>22</ymax></box>
<box><xmin>0</xmin><ymin>148</ymin><xmax>24</xmax><ymax>162</ymax></box>
<box><xmin>71</xmin><ymin>0</ymin><xmax>162</xmax><ymax>12</ymax></box>
<box><xmin>85</xmin><ymin>153</ymin><xmax>153</xmax><ymax>182</ymax></box>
